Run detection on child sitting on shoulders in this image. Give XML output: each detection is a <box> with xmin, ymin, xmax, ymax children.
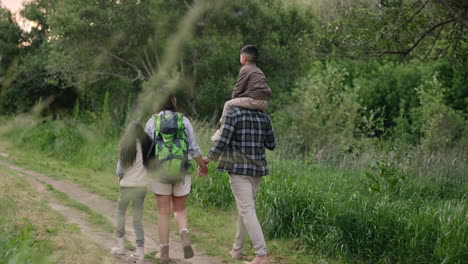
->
<box><xmin>211</xmin><ymin>45</ymin><xmax>271</xmax><ymax>141</ymax></box>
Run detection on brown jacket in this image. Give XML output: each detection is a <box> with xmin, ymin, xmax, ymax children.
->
<box><xmin>232</xmin><ymin>63</ymin><xmax>271</xmax><ymax>101</ymax></box>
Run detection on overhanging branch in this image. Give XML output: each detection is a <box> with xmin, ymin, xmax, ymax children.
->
<box><xmin>383</xmin><ymin>19</ymin><xmax>456</xmax><ymax>56</ymax></box>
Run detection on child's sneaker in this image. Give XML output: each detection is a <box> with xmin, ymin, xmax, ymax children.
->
<box><xmin>211</xmin><ymin>128</ymin><xmax>222</xmax><ymax>142</ymax></box>
<box><xmin>111</xmin><ymin>237</ymin><xmax>127</xmax><ymax>255</ymax></box>
<box><xmin>128</xmin><ymin>247</ymin><xmax>144</xmax><ymax>264</ymax></box>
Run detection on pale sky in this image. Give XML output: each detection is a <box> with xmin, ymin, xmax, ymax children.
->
<box><xmin>1</xmin><ymin>0</ymin><xmax>33</xmax><ymax>31</ymax></box>
<box><xmin>1</xmin><ymin>0</ymin><xmax>29</xmax><ymax>13</ymax></box>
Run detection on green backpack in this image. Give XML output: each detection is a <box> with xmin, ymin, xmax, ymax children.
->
<box><xmin>150</xmin><ymin>112</ymin><xmax>190</xmax><ymax>184</ymax></box>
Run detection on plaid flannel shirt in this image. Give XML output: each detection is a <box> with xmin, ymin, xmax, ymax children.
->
<box><xmin>208</xmin><ymin>107</ymin><xmax>276</xmax><ymax>176</ymax></box>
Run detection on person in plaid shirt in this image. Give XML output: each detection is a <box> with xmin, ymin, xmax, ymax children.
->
<box><xmin>203</xmin><ymin>107</ymin><xmax>276</xmax><ymax>264</ymax></box>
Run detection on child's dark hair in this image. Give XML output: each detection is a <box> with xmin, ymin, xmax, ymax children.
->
<box><xmin>240</xmin><ymin>45</ymin><xmax>258</xmax><ymax>62</ymax></box>
<box><xmin>119</xmin><ymin>122</ymin><xmax>152</xmax><ymax>169</ymax></box>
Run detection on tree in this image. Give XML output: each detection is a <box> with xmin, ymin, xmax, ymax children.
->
<box><xmin>0</xmin><ymin>6</ymin><xmax>22</xmax><ymax>98</ymax></box>
<box><xmin>1</xmin><ymin>0</ymin><xmax>78</xmax><ymax>115</ymax></box>
<box><xmin>314</xmin><ymin>0</ymin><xmax>467</xmax><ymax>66</ymax></box>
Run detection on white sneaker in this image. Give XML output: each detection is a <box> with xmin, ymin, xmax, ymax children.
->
<box><xmin>111</xmin><ymin>246</ymin><xmax>127</xmax><ymax>255</ymax></box>
<box><xmin>111</xmin><ymin>237</ymin><xmax>127</xmax><ymax>255</ymax></box>
<box><xmin>128</xmin><ymin>247</ymin><xmax>144</xmax><ymax>264</ymax></box>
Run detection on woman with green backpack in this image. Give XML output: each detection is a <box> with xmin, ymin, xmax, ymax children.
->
<box><xmin>144</xmin><ymin>94</ymin><xmax>208</xmax><ymax>263</ymax></box>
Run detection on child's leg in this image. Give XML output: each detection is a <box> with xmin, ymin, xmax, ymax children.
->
<box><xmin>112</xmin><ymin>187</ymin><xmax>131</xmax><ymax>254</ymax></box>
<box><xmin>211</xmin><ymin>98</ymin><xmax>255</xmax><ymax>142</ymax></box>
<box><xmin>233</xmin><ymin>98</ymin><xmax>269</xmax><ymax>111</ymax></box>
<box><xmin>116</xmin><ymin>188</ymin><xmax>131</xmax><ymax>238</ymax></box>
<box><xmin>219</xmin><ymin>98</ymin><xmax>245</xmax><ymax>123</ymax></box>
<box><xmin>211</xmin><ymin>97</ymin><xmax>244</xmax><ymax>141</ymax></box>
<box><xmin>131</xmin><ymin>187</ymin><xmax>147</xmax><ymax>248</ymax></box>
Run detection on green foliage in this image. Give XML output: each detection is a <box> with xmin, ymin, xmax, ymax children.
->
<box><xmin>0</xmin><ymin>7</ymin><xmax>21</xmax><ymax>72</ymax></box>
<box><xmin>354</xmin><ymin>61</ymin><xmax>428</xmax><ymax>132</ymax></box>
<box><xmin>1</xmin><ymin>0</ymin><xmax>465</xmax><ymax>158</ymax></box>
<box><xmin>0</xmin><ymin>6</ymin><xmax>22</xmax><ymax>111</ymax></box>
<box><xmin>313</xmin><ymin>0</ymin><xmax>467</xmax><ymax>64</ymax></box>
<box><xmin>274</xmin><ymin>63</ymin><xmax>365</xmax><ymax>156</ymax></box>
<box><xmin>12</xmin><ymin>119</ymin><xmax>84</xmax><ymax>161</ymax></box>
<box><xmin>415</xmin><ymin>75</ymin><xmax>466</xmax><ymax>150</ymax></box>
<box><xmin>364</xmin><ymin>158</ymin><xmax>407</xmax><ymax>195</ymax></box>
<box><xmin>191</xmin><ymin>165</ymin><xmax>234</xmax><ymax>209</ymax></box>
<box><xmin>186</xmin><ymin>0</ymin><xmax>316</xmax><ymax>118</ymax></box>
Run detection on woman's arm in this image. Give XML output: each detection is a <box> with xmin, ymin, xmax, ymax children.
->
<box><xmin>182</xmin><ymin>117</ymin><xmax>207</xmax><ymax>176</ymax></box>
<box><xmin>183</xmin><ymin>117</ymin><xmax>202</xmax><ymax>158</ymax></box>
<box><xmin>193</xmin><ymin>155</ymin><xmax>208</xmax><ymax>176</ymax></box>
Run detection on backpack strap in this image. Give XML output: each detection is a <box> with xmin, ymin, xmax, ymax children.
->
<box><xmin>176</xmin><ymin>113</ymin><xmax>186</xmax><ymax>139</ymax></box>
<box><xmin>154</xmin><ymin>114</ymin><xmax>161</xmax><ymax>136</ymax></box>
<box><xmin>152</xmin><ymin>114</ymin><xmax>162</xmax><ymax>156</ymax></box>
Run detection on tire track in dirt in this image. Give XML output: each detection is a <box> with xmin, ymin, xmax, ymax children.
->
<box><xmin>0</xmin><ymin>159</ymin><xmax>223</xmax><ymax>264</ymax></box>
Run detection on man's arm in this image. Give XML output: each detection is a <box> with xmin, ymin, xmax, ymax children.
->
<box><xmin>231</xmin><ymin>67</ymin><xmax>249</xmax><ymax>99</ymax></box>
<box><xmin>206</xmin><ymin>113</ymin><xmax>236</xmax><ymax>162</ymax></box>
<box><xmin>264</xmin><ymin>117</ymin><xmax>276</xmax><ymax>151</ymax></box>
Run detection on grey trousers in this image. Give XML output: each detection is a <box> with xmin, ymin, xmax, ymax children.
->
<box><xmin>116</xmin><ymin>186</ymin><xmax>147</xmax><ymax>247</ymax></box>
<box><xmin>229</xmin><ymin>174</ymin><xmax>268</xmax><ymax>256</ymax></box>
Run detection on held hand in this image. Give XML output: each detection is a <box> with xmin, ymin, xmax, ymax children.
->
<box><xmin>194</xmin><ymin>155</ymin><xmax>210</xmax><ymax>177</ymax></box>
<box><xmin>197</xmin><ymin>163</ymin><xmax>208</xmax><ymax>177</ymax></box>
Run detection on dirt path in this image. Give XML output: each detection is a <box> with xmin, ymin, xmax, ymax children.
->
<box><xmin>0</xmin><ymin>159</ymin><xmax>223</xmax><ymax>264</ymax></box>
<box><xmin>3</xmin><ymin>162</ymin><xmax>130</xmax><ymax>264</ymax></box>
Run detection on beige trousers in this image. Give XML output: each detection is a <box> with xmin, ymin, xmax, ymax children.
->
<box><xmin>211</xmin><ymin>97</ymin><xmax>269</xmax><ymax>141</ymax></box>
<box><xmin>229</xmin><ymin>174</ymin><xmax>268</xmax><ymax>256</ymax></box>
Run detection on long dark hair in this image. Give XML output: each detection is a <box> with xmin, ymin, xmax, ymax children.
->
<box><xmin>119</xmin><ymin>122</ymin><xmax>152</xmax><ymax>169</ymax></box>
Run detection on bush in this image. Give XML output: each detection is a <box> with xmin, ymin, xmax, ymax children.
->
<box><xmin>14</xmin><ymin>120</ymin><xmax>84</xmax><ymax>161</ymax></box>
<box><xmin>414</xmin><ymin>75</ymin><xmax>466</xmax><ymax>151</ymax></box>
<box><xmin>274</xmin><ymin>63</ymin><xmax>363</xmax><ymax>157</ymax></box>
<box><xmin>6</xmin><ymin>117</ymin><xmax>119</xmax><ymax>169</ymax></box>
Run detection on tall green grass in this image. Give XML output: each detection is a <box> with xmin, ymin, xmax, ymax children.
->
<box><xmin>4</xmin><ymin>117</ymin><xmax>118</xmax><ymax>170</ymax></box>
<box><xmin>193</xmin><ymin>158</ymin><xmax>468</xmax><ymax>263</ymax></box>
